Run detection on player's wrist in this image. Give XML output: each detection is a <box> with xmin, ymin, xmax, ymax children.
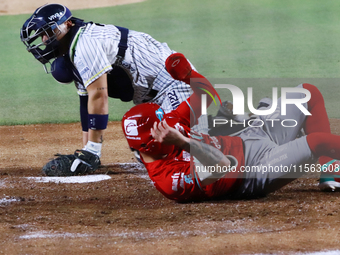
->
<box><xmin>179</xmin><ymin>136</ymin><xmax>191</xmax><ymax>151</ymax></box>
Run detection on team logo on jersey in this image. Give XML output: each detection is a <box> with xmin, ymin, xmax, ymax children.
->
<box><xmin>174</xmin><ymin>123</ymin><xmax>185</xmax><ymax>134</ymax></box>
<box><xmin>182</xmin><ymin>151</ymin><xmax>190</xmax><ymax>161</ymax></box>
<box><xmin>155</xmin><ymin>108</ymin><xmax>165</xmax><ymax>121</ymax></box>
<box><xmin>124</xmin><ymin>119</ymin><xmax>138</xmax><ymax>136</ymax></box>
<box><xmin>167</xmin><ymin>90</ymin><xmax>180</xmax><ymax>109</ymax></box>
<box><xmin>210</xmin><ymin>136</ymin><xmax>221</xmax><ymax>149</ymax></box>
<box><xmin>184</xmin><ymin>174</ymin><xmax>194</xmax><ymax>184</ymax></box>
<box><xmin>171</xmin><ymin>172</ymin><xmax>184</xmax><ymax>191</ymax></box>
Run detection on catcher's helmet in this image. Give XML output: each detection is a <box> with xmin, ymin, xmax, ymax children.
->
<box><xmin>122</xmin><ymin>103</ymin><xmax>175</xmax><ymax>156</ymax></box>
<box><xmin>20</xmin><ymin>4</ymin><xmax>72</xmax><ymax>69</ymax></box>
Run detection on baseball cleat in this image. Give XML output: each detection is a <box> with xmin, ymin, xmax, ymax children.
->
<box><xmin>319</xmin><ymin>159</ymin><xmax>340</xmax><ymax>191</ymax></box>
<box><xmin>257</xmin><ymin>97</ymin><xmax>272</xmax><ymax>109</ymax></box>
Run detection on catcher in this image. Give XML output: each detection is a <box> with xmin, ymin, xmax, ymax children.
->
<box><xmin>121</xmin><ymin>53</ymin><xmax>340</xmax><ymax>202</ymax></box>
<box><xmin>20</xmin><ymin>4</ymin><xmax>200</xmax><ymax>175</ymax></box>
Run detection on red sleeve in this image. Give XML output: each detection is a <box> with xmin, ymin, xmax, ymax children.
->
<box><xmin>177</xmin><ymin>74</ymin><xmax>220</xmax><ymax>126</ymax></box>
<box><xmin>165</xmin><ymin>53</ymin><xmax>221</xmax><ymax>126</ymax></box>
<box><xmin>166</xmin><ymin>96</ymin><xmax>200</xmax><ymax>127</ymax></box>
<box><xmin>166</xmin><ymin>99</ymin><xmax>191</xmax><ymax>127</ymax></box>
<box><xmin>144</xmin><ymin>152</ymin><xmax>207</xmax><ymax>202</ymax></box>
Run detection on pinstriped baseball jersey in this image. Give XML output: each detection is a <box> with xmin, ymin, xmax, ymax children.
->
<box><xmin>70</xmin><ymin>23</ymin><xmax>193</xmax><ymax>113</ymax></box>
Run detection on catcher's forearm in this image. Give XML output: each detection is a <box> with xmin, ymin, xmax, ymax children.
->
<box><xmin>86</xmin><ymin>73</ymin><xmax>109</xmax><ymax>144</ymax></box>
<box><xmin>181</xmin><ymin>138</ymin><xmax>230</xmax><ymax>168</ymax></box>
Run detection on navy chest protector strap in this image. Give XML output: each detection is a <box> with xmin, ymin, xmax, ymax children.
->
<box><xmin>115</xmin><ymin>26</ymin><xmax>129</xmax><ymax>64</ymax></box>
<box><xmin>51</xmin><ymin>21</ymin><xmax>134</xmax><ymax>102</ymax></box>
<box><xmin>107</xmin><ymin>26</ymin><xmax>134</xmax><ymax>102</ymax></box>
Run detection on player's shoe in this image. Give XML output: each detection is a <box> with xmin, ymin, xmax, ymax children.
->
<box><xmin>318</xmin><ymin>159</ymin><xmax>340</xmax><ymax>191</ymax></box>
<box><xmin>257</xmin><ymin>97</ymin><xmax>272</xmax><ymax>109</ymax></box>
<box><xmin>215</xmin><ymin>100</ymin><xmax>252</xmax><ymax>123</ymax></box>
<box><xmin>216</xmin><ymin>100</ymin><xmax>234</xmax><ymax>120</ymax></box>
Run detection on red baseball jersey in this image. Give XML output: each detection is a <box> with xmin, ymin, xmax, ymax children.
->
<box><xmin>142</xmin><ymin>99</ymin><xmax>245</xmax><ymax>202</ymax></box>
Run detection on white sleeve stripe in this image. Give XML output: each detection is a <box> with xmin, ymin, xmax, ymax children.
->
<box><xmin>84</xmin><ymin>65</ymin><xmax>112</xmax><ymax>86</ymax></box>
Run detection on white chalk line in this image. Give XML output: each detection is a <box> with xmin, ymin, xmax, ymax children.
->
<box><xmin>0</xmin><ymin>197</ymin><xmax>20</xmax><ymax>205</ymax></box>
<box><xmin>3</xmin><ymin>163</ymin><xmax>337</xmax><ymax>254</ymax></box>
<box><xmin>17</xmin><ymin>230</ymin><xmax>340</xmax><ymax>255</ymax></box>
<box><xmin>0</xmin><ymin>163</ymin><xmax>148</xmax><ymax>189</ymax></box>
<box><xmin>25</xmin><ymin>174</ymin><xmax>111</xmax><ymax>183</ymax></box>
<box><xmin>105</xmin><ymin>162</ymin><xmax>150</xmax><ymax>180</ymax></box>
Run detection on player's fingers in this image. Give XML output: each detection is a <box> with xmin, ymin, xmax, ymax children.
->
<box><xmin>151</xmin><ymin>123</ymin><xmax>162</xmax><ymax>141</ymax></box>
<box><xmin>159</xmin><ymin>120</ymin><xmax>169</xmax><ymax>131</ymax></box>
<box><xmin>153</xmin><ymin>121</ymin><xmax>159</xmax><ymax>131</ymax></box>
<box><xmin>157</xmin><ymin>121</ymin><xmax>166</xmax><ymax>132</ymax></box>
<box><xmin>151</xmin><ymin>129</ymin><xmax>160</xmax><ymax>141</ymax></box>
<box><xmin>151</xmin><ymin>122</ymin><xmax>159</xmax><ymax>135</ymax></box>
<box><xmin>162</xmin><ymin>120</ymin><xmax>169</xmax><ymax>129</ymax></box>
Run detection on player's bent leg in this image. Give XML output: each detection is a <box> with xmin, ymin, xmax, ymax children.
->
<box><xmin>259</xmin><ymin>84</ymin><xmax>308</xmax><ymax>146</ymax></box>
<box><xmin>258</xmin><ymin>136</ymin><xmax>317</xmax><ymax>195</ymax></box>
<box><xmin>306</xmin><ymin>132</ymin><xmax>340</xmax><ymax>191</ymax></box>
<box><xmin>261</xmin><ymin>83</ymin><xmax>330</xmax><ymax>147</ymax></box>
<box><xmin>301</xmin><ymin>84</ymin><xmax>340</xmax><ymax>191</ymax></box>
<box><xmin>232</xmin><ymin>136</ymin><xmax>316</xmax><ymax>198</ymax></box>
<box><xmin>302</xmin><ymin>83</ymin><xmax>333</xmax><ymax>166</ymax></box>
<box><xmin>302</xmin><ymin>83</ymin><xmax>331</xmax><ymax>135</ymax></box>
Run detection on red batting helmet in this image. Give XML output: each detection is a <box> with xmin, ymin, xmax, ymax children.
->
<box><xmin>122</xmin><ymin>103</ymin><xmax>175</xmax><ymax>156</ymax></box>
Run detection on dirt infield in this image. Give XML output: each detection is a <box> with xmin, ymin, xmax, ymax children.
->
<box><xmin>1</xmin><ymin>120</ymin><xmax>340</xmax><ymax>254</ymax></box>
<box><xmin>1</xmin><ymin>0</ymin><xmax>340</xmax><ymax>254</ymax></box>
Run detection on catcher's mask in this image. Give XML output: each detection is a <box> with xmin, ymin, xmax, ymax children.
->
<box><xmin>122</xmin><ymin>103</ymin><xmax>175</xmax><ymax>156</ymax></box>
<box><xmin>20</xmin><ymin>3</ymin><xmax>72</xmax><ymax>73</ymax></box>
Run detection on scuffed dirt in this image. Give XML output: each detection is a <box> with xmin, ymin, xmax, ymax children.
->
<box><xmin>0</xmin><ymin>121</ymin><xmax>340</xmax><ymax>254</ymax></box>
<box><xmin>1</xmin><ymin>0</ymin><xmax>340</xmax><ymax>252</ymax></box>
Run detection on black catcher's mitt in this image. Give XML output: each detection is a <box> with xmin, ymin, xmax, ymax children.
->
<box><xmin>42</xmin><ymin>150</ymin><xmax>101</xmax><ymax>176</ymax></box>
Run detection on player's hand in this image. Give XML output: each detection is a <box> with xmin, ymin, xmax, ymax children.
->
<box><xmin>151</xmin><ymin>120</ymin><xmax>188</xmax><ymax>148</ymax></box>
